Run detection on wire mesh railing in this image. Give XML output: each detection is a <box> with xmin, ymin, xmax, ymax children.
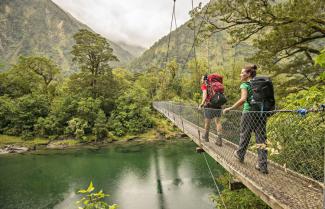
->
<box><xmin>153</xmin><ymin>101</ymin><xmax>325</xmax><ymax>183</ymax></box>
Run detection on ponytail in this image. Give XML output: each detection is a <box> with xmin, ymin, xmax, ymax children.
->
<box><xmin>244</xmin><ymin>64</ymin><xmax>257</xmax><ymax>78</ymax></box>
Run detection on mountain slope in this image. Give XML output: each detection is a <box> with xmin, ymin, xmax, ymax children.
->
<box><xmin>117</xmin><ymin>41</ymin><xmax>146</xmax><ymax>57</ymax></box>
<box><xmin>129</xmin><ymin>20</ymin><xmax>253</xmax><ymax>72</ymax></box>
<box><xmin>0</xmin><ymin>0</ymin><xmax>134</xmax><ymax>72</ymax></box>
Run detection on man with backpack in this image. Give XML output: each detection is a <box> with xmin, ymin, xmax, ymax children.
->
<box><xmin>199</xmin><ymin>73</ymin><xmax>227</xmax><ymax>146</ymax></box>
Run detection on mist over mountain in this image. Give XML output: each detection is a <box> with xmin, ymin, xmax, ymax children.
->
<box><xmin>117</xmin><ymin>41</ymin><xmax>146</xmax><ymax>58</ymax></box>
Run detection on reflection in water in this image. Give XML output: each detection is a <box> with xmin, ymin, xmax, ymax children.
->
<box><xmin>0</xmin><ymin>140</ymin><xmax>225</xmax><ymax>209</ymax></box>
<box><xmin>154</xmin><ymin>149</ymin><xmax>166</xmax><ymax>209</ymax></box>
<box><xmin>172</xmin><ymin>178</ymin><xmax>183</xmax><ymax>186</ymax></box>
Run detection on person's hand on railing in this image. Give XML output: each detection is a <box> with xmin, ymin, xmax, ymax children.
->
<box><xmin>198</xmin><ymin>103</ymin><xmax>204</xmax><ymax>110</ymax></box>
<box><xmin>223</xmin><ymin>107</ymin><xmax>231</xmax><ymax>114</ymax></box>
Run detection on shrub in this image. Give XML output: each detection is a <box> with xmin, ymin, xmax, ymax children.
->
<box><xmin>93</xmin><ymin>110</ymin><xmax>108</xmax><ymax>141</ymax></box>
<box><xmin>65</xmin><ymin>118</ymin><xmax>88</xmax><ymax>140</ymax></box>
<box><xmin>108</xmin><ymin>86</ymin><xmax>153</xmax><ymax>136</ymax></box>
<box><xmin>267</xmin><ymin>86</ymin><xmax>325</xmax><ymax>181</ymax></box>
<box><xmin>76</xmin><ymin>181</ymin><xmax>118</xmax><ymax>209</ymax></box>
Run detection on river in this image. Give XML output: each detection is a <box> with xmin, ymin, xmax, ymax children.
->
<box><xmin>0</xmin><ymin>140</ymin><xmax>225</xmax><ymax>209</ymax></box>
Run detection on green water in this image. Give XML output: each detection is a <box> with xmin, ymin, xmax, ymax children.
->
<box><xmin>0</xmin><ymin>140</ymin><xmax>225</xmax><ymax>209</ymax></box>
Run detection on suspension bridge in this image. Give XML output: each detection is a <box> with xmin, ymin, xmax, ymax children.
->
<box><xmin>153</xmin><ymin>101</ymin><xmax>324</xmax><ymax>209</ymax></box>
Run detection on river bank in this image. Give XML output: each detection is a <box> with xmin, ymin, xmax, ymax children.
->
<box><xmin>0</xmin><ymin>124</ymin><xmax>187</xmax><ymax>154</ymax></box>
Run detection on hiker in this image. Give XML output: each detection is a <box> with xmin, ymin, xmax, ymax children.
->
<box><xmin>199</xmin><ymin>73</ymin><xmax>227</xmax><ymax>146</ymax></box>
<box><xmin>223</xmin><ymin>64</ymin><xmax>274</xmax><ymax>174</ymax></box>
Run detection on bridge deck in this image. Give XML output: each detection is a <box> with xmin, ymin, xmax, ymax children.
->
<box><xmin>154</xmin><ymin>105</ymin><xmax>324</xmax><ymax>209</ymax></box>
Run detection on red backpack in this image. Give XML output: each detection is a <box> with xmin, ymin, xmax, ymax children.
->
<box><xmin>207</xmin><ymin>74</ymin><xmax>224</xmax><ymax>93</ymax></box>
<box><xmin>206</xmin><ymin>73</ymin><xmax>227</xmax><ymax>107</ymax></box>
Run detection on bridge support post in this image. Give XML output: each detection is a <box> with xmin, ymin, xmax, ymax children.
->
<box><xmin>197</xmin><ymin>129</ymin><xmax>202</xmax><ymax>146</ymax></box>
<box><xmin>196</xmin><ymin>147</ymin><xmax>205</xmax><ymax>153</ymax></box>
<box><xmin>181</xmin><ymin>119</ymin><xmax>185</xmax><ymax>133</ymax></box>
<box><xmin>196</xmin><ymin>129</ymin><xmax>204</xmax><ymax>153</ymax></box>
<box><xmin>179</xmin><ymin>106</ymin><xmax>185</xmax><ymax>133</ymax></box>
<box><xmin>229</xmin><ymin>178</ymin><xmax>246</xmax><ymax>190</ymax></box>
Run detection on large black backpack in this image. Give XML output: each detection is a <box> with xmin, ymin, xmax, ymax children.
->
<box><xmin>249</xmin><ymin>76</ymin><xmax>275</xmax><ymax>111</ymax></box>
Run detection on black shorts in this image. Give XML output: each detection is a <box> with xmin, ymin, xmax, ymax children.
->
<box><xmin>204</xmin><ymin>106</ymin><xmax>222</xmax><ymax>119</ymax></box>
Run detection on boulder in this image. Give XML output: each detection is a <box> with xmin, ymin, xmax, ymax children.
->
<box><xmin>0</xmin><ymin>145</ymin><xmax>29</xmax><ymax>154</ymax></box>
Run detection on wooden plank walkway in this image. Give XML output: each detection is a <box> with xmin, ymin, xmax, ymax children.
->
<box><xmin>154</xmin><ymin>105</ymin><xmax>324</xmax><ymax>209</ymax></box>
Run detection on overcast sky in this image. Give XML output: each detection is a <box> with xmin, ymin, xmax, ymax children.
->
<box><xmin>52</xmin><ymin>0</ymin><xmax>209</xmax><ymax>48</ymax></box>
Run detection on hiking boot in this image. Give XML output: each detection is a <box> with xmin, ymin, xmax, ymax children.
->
<box><xmin>215</xmin><ymin>135</ymin><xmax>222</xmax><ymax>146</ymax></box>
<box><xmin>255</xmin><ymin>164</ymin><xmax>269</xmax><ymax>174</ymax></box>
<box><xmin>234</xmin><ymin>150</ymin><xmax>244</xmax><ymax>163</ymax></box>
<box><xmin>202</xmin><ymin>132</ymin><xmax>209</xmax><ymax>142</ymax></box>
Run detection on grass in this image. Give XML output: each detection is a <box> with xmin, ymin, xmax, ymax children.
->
<box><xmin>0</xmin><ymin>135</ymin><xmax>50</xmax><ymax>148</ymax></box>
<box><xmin>48</xmin><ymin>139</ymin><xmax>79</xmax><ymax>147</ymax></box>
<box><xmin>138</xmin><ymin>129</ymin><xmax>157</xmax><ymax>140</ymax></box>
<box><xmin>151</xmin><ymin>114</ymin><xmax>180</xmax><ymax>138</ymax></box>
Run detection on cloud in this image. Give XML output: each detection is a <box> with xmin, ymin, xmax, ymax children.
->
<box><xmin>52</xmin><ymin>0</ymin><xmax>209</xmax><ymax>48</ymax></box>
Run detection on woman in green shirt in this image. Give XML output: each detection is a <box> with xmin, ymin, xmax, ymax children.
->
<box><xmin>223</xmin><ymin>64</ymin><xmax>268</xmax><ymax>174</ymax></box>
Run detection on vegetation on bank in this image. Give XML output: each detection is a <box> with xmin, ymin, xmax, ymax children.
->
<box><xmin>0</xmin><ymin>135</ymin><xmax>49</xmax><ymax>148</ymax></box>
<box><xmin>0</xmin><ymin>116</ymin><xmax>179</xmax><ymax>149</ymax></box>
<box><xmin>211</xmin><ymin>174</ymin><xmax>270</xmax><ymax>209</ymax></box>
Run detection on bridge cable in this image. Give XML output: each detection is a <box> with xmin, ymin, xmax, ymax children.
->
<box><xmin>173</xmin><ymin>3</ymin><xmax>179</xmax><ymax>63</ymax></box>
<box><xmin>191</xmin><ymin>0</ymin><xmax>198</xmax><ymax>73</ymax></box>
<box><xmin>207</xmin><ymin>38</ymin><xmax>211</xmax><ymax>74</ymax></box>
<box><xmin>165</xmin><ymin>0</ymin><xmax>177</xmax><ymax>67</ymax></box>
<box><xmin>161</xmin><ymin>0</ymin><xmax>178</xmax><ymax>99</ymax></box>
<box><xmin>202</xmin><ymin>152</ymin><xmax>228</xmax><ymax>209</ymax></box>
<box><xmin>181</xmin><ymin>0</ymin><xmax>213</xmax><ymax>71</ymax></box>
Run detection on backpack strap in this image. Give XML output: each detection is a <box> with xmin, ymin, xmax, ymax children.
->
<box><xmin>207</xmin><ymin>80</ymin><xmax>216</xmax><ymax>98</ymax></box>
<box><xmin>246</xmin><ymin>81</ymin><xmax>252</xmax><ymax>103</ymax></box>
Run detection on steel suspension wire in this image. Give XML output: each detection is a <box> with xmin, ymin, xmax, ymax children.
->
<box><xmin>202</xmin><ymin>153</ymin><xmax>227</xmax><ymax>209</ymax></box>
<box><xmin>173</xmin><ymin>4</ymin><xmax>178</xmax><ymax>29</ymax></box>
<box><xmin>181</xmin><ymin>0</ymin><xmax>213</xmax><ymax>70</ymax></box>
<box><xmin>191</xmin><ymin>0</ymin><xmax>198</xmax><ymax>73</ymax></box>
<box><xmin>232</xmin><ymin>45</ymin><xmax>237</xmax><ymax>73</ymax></box>
<box><xmin>173</xmin><ymin>1</ymin><xmax>179</xmax><ymax>63</ymax></box>
<box><xmin>165</xmin><ymin>0</ymin><xmax>177</xmax><ymax>67</ymax></box>
<box><xmin>207</xmin><ymin>38</ymin><xmax>211</xmax><ymax>74</ymax></box>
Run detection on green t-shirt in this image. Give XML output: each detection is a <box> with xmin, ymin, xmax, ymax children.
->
<box><xmin>240</xmin><ymin>82</ymin><xmax>253</xmax><ymax>111</ymax></box>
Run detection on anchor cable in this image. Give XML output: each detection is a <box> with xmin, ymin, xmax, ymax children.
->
<box><xmin>202</xmin><ymin>152</ymin><xmax>227</xmax><ymax>209</ymax></box>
